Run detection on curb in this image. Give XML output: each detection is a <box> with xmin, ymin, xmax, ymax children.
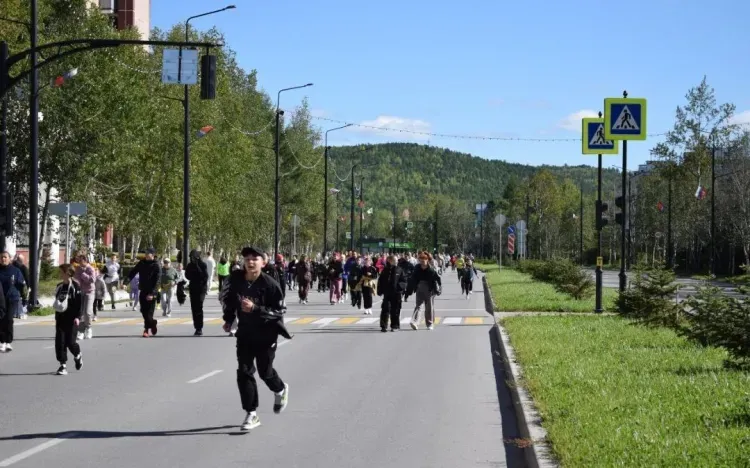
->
<box><xmin>483</xmin><ymin>270</ymin><xmax>558</xmax><ymax>468</ymax></box>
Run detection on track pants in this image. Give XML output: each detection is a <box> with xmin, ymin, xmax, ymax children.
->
<box><xmin>139</xmin><ymin>293</ymin><xmax>158</xmax><ymax>332</ymax></box>
<box><xmin>190</xmin><ymin>289</ymin><xmax>207</xmax><ymax>331</ymax></box>
<box><xmin>55</xmin><ymin>318</ymin><xmax>81</xmax><ymax>363</ymax></box>
<box><xmin>236</xmin><ymin>335</ymin><xmax>285</xmax><ymax>412</ymax></box>
<box><xmin>380</xmin><ymin>294</ymin><xmax>402</xmax><ymax>330</ymax></box>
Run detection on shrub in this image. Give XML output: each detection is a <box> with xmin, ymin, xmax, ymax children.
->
<box><xmin>615</xmin><ymin>263</ymin><xmax>682</xmax><ymax>328</ymax></box>
<box><xmin>516</xmin><ymin>258</ymin><xmax>594</xmax><ymax>300</ymax></box>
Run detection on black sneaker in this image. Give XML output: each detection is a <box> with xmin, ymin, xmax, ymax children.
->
<box><xmin>194</xmin><ymin>329</ymin><xmax>203</xmax><ymax>336</ymax></box>
<box><xmin>381</xmin><ymin>327</ymin><xmax>387</xmax><ymax>333</ymax></box>
<box><xmin>56</xmin><ymin>364</ymin><xmax>68</xmax><ymax>375</ymax></box>
<box><xmin>151</xmin><ymin>321</ymin><xmax>158</xmax><ymax>336</ymax></box>
<box><xmin>273</xmin><ymin>383</ymin><xmax>289</xmax><ymax>414</ymax></box>
<box><xmin>74</xmin><ymin>353</ymin><xmax>83</xmax><ymax>370</ymax></box>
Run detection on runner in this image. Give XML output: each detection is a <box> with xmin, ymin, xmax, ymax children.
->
<box><xmin>127</xmin><ymin>248</ymin><xmax>160</xmax><ymax>338</ymax></box>
<box><xmin>328</xmin><ymin>252</ymin><xmax>344</xmax><ymax>305</ymax></box>
<box><xmin>461</xmin><ymin>259</ymin><xmax>478</xmax><ymax>300</ymax></box>
<box><xmin>295</xmin><ymin>255</ymin><xmax>312</xmax><ymax>304</ymax></box>
<box><xmin>185</xmin><ymin>250</ymin><xmax>209</xmax><ymax>336</ymax></box>
<box><xmin>407</xmin><ymin>251</ymin><xmax>442</xmax><ymax>330</ymax></box>
<box><xmin>221</xmin><ymin>246</ymin><xmax>292</xmax><ymax>431</ymax></box>
<box><xmin>376</xmin><ymin>255</ymin><xmax>406</xmax><ymax>332</ymax></box>
<box><xmin>52</xmin><ymin>264</ymin><xmax>83</xmax><ymax>375</ymax></box>
<box><xmin>359</xmin><ymin>256</ymin><xmax>378</xmax><ymax>315</ymax></box>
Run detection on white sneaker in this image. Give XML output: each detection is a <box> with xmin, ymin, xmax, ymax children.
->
<box><xmin>85</xmin><ymin>329</ymin><xmax>93</xmax><ymax>340</ymax></box>
<box><xmin>241</xmin><ymin>412</ymin><xmax>261</xmax><ymax>431</ymax></box>
<box><xmin>367</xmin><ymin>309</ymin><xmax>372</xmax><ymax>315</ymax></box>
<box><xmin>0</xmin><ymin>343</ymin><xmax>6</xmax><ymax>352</ymax></box>
<box><xmin>56</xmin><ymin>364</ymin><xmax>68</xmax><ymax>375</ymax></box>
<box><xmin>427</xmin><ymin>325</ymin><xmax>434</xmax><ymax>330</ymax></box>
<box><xmin>4</xmin><ymin>343</ymin><xmax>12</xmax><ymax>351</ymax></box>
<box><xmin>410</xmin><ymin>321</ymin><xmax>418</xmax><ymax>330</ymax></box>
<box><xmin>92</xmin><ymin>316</ymin><xmax>98</xmax><ymax>322</ymax></box>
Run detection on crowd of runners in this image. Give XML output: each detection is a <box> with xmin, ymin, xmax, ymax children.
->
<box><xmin>0</xmin><ymin>246</ymin><xmax>480</xmax><ymax>431</ymax></box>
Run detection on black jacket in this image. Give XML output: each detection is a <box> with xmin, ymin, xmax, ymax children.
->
<box><xmin>221</xmin><ymin>269</ymin><xmax>292</xmax><ymax>342</ymax></box>
<box><xmin>185</xmin><ymin>250</ymin><xmax>209</xmax><ymax>294</ymax></box>
<box><xmin>377</xmin><ymin>264</ymin><xmax>406</xmax><ymax>297</ymax></box>
<box><xmin>407</xmin><ymin>266</ymin><xmax>442</xmax><ymax>296</ymax></box>
<box><xmin>128</xmin><ymin>259</ymin><xmax>160</xmax><ymax>297</ymax></box>
<box><xmin>328</xmin><ymin>260</ymin><xmax>343</xmax><ymax>280</ymax></box>
<box><xmin>54</xmin><ymin>280</ymin><xmax>83</xmax><ymax>323</ymax></box>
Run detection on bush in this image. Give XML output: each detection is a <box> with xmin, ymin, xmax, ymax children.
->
<box><xmin>516</xmin><ymin>258</ymin><xmax>594</xmax><ymax>300</ymax></box>
<box><xmin>615</xmin><ymin>262</ymin><xmax>682</xmax><ymax>328</ymax></box>
<box><xmin>683</xmin><ymin>284</ymin><xmax>750</xmax><ymax>368</ymax></box>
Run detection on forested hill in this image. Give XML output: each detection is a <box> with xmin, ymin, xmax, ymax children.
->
<box><xmin>329</xmin><ymin>143</ymin><xmax>620</xmax><ymax>206</ymax></box>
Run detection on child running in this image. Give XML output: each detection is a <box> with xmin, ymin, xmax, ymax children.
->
<box><xmin>53</xmin><ymin>264</ymin><xmax>84</xmax><ymax>375</ymax></box>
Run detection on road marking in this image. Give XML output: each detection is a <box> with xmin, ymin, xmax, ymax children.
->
<box><xmin>187</xmin><ymin>370</ymin><xmax>223</xmax><ymax>384</ymax></box>
<box><xmin>442</xmin><ymin>317</ymin><xmax>462</xmax><ymax>325</ymax></box>
<box><xmin>400</xmin><ymin>317</ymin><xmax>412</xmax><ymax>325</ymax></box>
<box><xmin>277</xmin><ymin>340</ymin><xmax>291</xmax><ymax>347</ymax></box>
<box><xmin>335</xmin><ymin>317</ymin><xmax>360</xmax><ymax>325</ymax></box>
<box><xmin>290</xmin><ymin>317</ymin><xmax>317</xmax><ymax>325</ymax></box>
<box><xmin>358</xmin><ymin>317</ymin><xmax>380</xmax><ymax>324</ymax></box>
<box><xmin>464</xmin><ymin>317</ymin><xmax>485</xmax><ymax>325</ymax></box>
<box><xmin>313</xmin><ymin>317</ymin><xmax>338</xmax><ymax>328</ymax></box>
<box><xmin>433</xmin><ymin>317</ymin><xmax>442</xmax><ymax>324</ymax></box>
<box><xmin>0</xmin><ymin>432</ymin><xmax>76</xmax><ymax>467</ymax></box>
<box><xmin>43</xmin><ymin>345</ymin><xmax>54</xmax><ymax>349</ymax></box>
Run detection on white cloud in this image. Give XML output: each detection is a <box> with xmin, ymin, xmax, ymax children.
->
<box><xmin>557</xmin><ymin>109</ymin><xmax>599</xmax><ymax>132</ymax></box>
<box><xmin>729</xmin><ymin>110</ymin><xmax>750</xmax><ymax>127</ymax></box>
<box><xmin>349</xmin><ymin>115</ymin><xmax>432</xmax><ymax>141</ymax></box>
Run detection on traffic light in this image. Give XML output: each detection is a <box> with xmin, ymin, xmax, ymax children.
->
<box><xmin>614</xmin><ymin>196</ymin><xmax>625</xmax><ymax>225</ymax></box>
<box><xmin>200</xmin><ymin>54</ymin><xmax>217</xmax><ymax>100</ymax></box>
<box><xmin>596</xmin><ymin>200</ymin><xmax>609</xmax><ymax>230</ymax></box>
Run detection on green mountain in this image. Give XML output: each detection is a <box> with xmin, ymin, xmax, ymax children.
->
<box><xmin>329</xmin><ymin>142</ymin><xmax>621</xmax><ymax>207</ymax></box>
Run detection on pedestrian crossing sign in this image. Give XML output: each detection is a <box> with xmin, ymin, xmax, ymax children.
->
<box><xmin>603</xmin><ymin>98</ymin><xmax>647</xmax><ymax>140</ymax></box>
<box><xmin>582</xmin><ymin>117</ymin><xmax>619</xmax><ymax>155</ymax></box>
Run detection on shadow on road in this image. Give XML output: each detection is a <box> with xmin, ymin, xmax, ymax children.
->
<box><xmin>488</xmin><ymin>326</ymin><xmax>528</xmax><ymax>468</ymax></box>
<box><xmin>0</xmin><ymin>425</ymin><xmax>242</xmax><ymax>441</ymax></box>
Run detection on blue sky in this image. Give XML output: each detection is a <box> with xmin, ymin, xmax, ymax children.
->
<box><xmin>152</xmin><ymin>0</ymin><xmax>750</xmax><ymax>169</ymax></box>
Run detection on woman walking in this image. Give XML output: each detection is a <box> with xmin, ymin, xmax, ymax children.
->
<box><xmin>359</xmin><ymin>257</ymin><xmax>378</xmax><ymax>315</ymax></box>
<box><xmin>296</xmin><ymin>255</ymin><xmax>312</xmax><ymax>304</ymax></box>
<box><xmin>53</xmin><ymin>264</ymin><xmax>84</xmax><ymax>375</ymax></box>
<box><xmin>74</xmin><ymin>250</ymin><xmax>97</xmax><ymax>340</ymax></box>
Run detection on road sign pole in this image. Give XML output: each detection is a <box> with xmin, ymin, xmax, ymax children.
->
<box><xmin>618</xmin><ymin>94</ymin><xmax>629</xmax><ymax>292</ymax></box>
<box><xmin>596</xmin><ymin>151</ymin><xmax>603</xmax><ymax>313</ymax></box>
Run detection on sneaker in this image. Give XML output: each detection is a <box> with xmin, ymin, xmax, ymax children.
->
<box><xmin>381</xmin><ymin>327</ymin><xmax>388</xmax><ymax>333</ymax></box>
<box><xmin>390</xmin><ymin>327</ymin><xmax>398</xmax><ymax>332</ymax></box>
<box><xmin>0</xmin><ymin>343</ymin><xmax>5</xmax><ymax>353</ymax></box>
<box><xmin>3</xmin><ymin>343</ymin><xmax>12</xmax><ymax>352</ymax></box>
<box><xmin>194</xmin><ymin>329</ymin><xmax>203</xmax><ymax>336</ymax></box>
<box><xmin>85</xmin><ymin>329</ymin><xmax>93</xmax><ymax>340</ymax></box>
<box><xmin>74</xmin><ymin>353</ymin><xmax>83</xmax><ymax>370</ymax></box>
<box><xmin>56</xmin><ymin>364</ymin><xmax>68</xmax><ymax>375</ymax></box>
<box><xmin>151</xmin><ymin>321</ymin><xmax>158</xmax><ymax>336</ymax></box>
<box><xmin>142</xmin><ymin>330</ymin><xmax>149</xmax><ymax>338</ymax></box>
<box><xmin>111</xmin><ymin>304</ymin><xmax>116</xmax><ymax>310</ymax></box>
<box><xmin>273</xmin><ymin>383</ymin><xmax>289</xmax><ymax>414</ymax></box>
<box><xmin>92</xmin><ymin>316</ymin><xmax>97</xmax><ymax>322</ymax></box>
<box><xmin>427</xmin><ymin>325</ymin><xmax>434</xmax><ymax>330</ymax></box>
<box><xmin>410</xmin><ymin>321</ymin><xmax>418</xmax><ymax>330</ymax></box>
<box><xmin>77</xmin><ymin>332</ymin><xmax>84</xmax><ymax>341</ymax></box>
<box><xmin>241</xmin><ymin>412</ymin><xmax>261</xmax><ymax>431</ymax></box>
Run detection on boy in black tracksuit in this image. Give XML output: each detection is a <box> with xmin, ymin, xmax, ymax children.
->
<box><xmin>128</xmin><ymin>248</ymin><xmax>161</xmax><ymax>337</ymax></box>
<box><xmin>222</xmin><ymin>246</ymin><xmax>293</xmax><ymax>432</ymax></box>
<box><xmin>54</xmin><ymin>264</ymin><xmax>83</xmax><ymax>375</ymax></box>
<box><xmin>185</xmin><ymin>249</ymin><xmax>209</xmax><ymax>335</ymax></box>
<box><xmin>377</xmin><ymin>255</ymin><xmax>407</xmax><ymax>332</ymax></box>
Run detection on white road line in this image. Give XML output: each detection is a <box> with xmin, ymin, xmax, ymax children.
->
<box><xmin>313</xmin><ymin>317</ymin><xmax>338</xmax><ymax>328</ymax></box>
<box><xmin>97</xmin><ymin>319</ymin><xmax>130</xmax><ymax>326</ymax></box>
<box><xmin>43</xmin><ymin>345</ymin><xmax>54</xmax><ymax>349</ymax></box>
<box><xmin>0</xmin><ymin>432</ymin><xmax>76</xmax><ymax>467</ymax></box>
<box><xmin>277</xmin><ymin>340</ymin><xmax>291</xmax><ymax>347</ymax></box>
<box><xmin>187</xmin><ymin>370</ymin><xmax>223</xmax><ymax>384</ymax></box>
<box><xmin>442</xmin><ymin>317</ymin><xmax>462</xmax><ymax>325</ymax></box>
<box><xmin>358</xmin><ymin>317</ymin><xmax>380</xmax><ymax>324</ymax></box>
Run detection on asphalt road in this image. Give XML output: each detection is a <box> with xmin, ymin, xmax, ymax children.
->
<box><xmin>592</xmin><ymin>269</ymin><xmax>745</xmax><ymax>300</ymax></box>
<box><xmin>0</xmin><ymin>271</ymin><xmax>521</xmax><ymax>468</ymax></box>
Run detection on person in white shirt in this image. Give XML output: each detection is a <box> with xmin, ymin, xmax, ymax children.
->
<box><xmin>104</xmin><ymin>254</ymin><xmax>120</xmax><ymax>310</ymax></box>
<box><xmin>204</xmin><ymin>252</ymin><xmax>216</xmax><ymax>292</ymax></box>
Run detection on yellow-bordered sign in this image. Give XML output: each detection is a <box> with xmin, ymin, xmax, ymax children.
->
<box><xmin>582</xmin><ymin>117</ymin><xmax>619</xmax><ymax>155</ymax></box>
<box><xmin>603</xmin><ymin>97</ymin><xmax>648</xmax><ymax>141</ymax></box>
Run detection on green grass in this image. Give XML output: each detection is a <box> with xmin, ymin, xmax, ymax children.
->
<box><xmin>29</xmin><ymin>306</ymin><xmax>54</xmax><ymax>316</ymax></box>
<box><xmin>37</xmin><ymin>279</ymin><xmax>60</xmax><ymax>297</ymax></box>
<box><xmin>477</xmin><ymin>263</ymin><xmax>616</xmax><ymax>312</ymax></box>
<box><xmin>502</xmin><ymin>315</ymin><xmax>750</xmax><ymax>467</ymax></box>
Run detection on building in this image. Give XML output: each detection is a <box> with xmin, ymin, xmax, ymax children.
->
<box><xmin>90</xmin><ymin>0</ymin><xmax>151</xmax><ymax>38</ymax></box>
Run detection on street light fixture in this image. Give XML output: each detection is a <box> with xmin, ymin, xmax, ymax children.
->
<box><xmin>182</xmin><ymin>4</ymin><xmax>235</xmax><ymax>267</ymax></box>
<box><xmin>323</xmin><ymin>124</ymin><xmax>351</xmax><ymax>255</ymax></box>
<box><xmin>274</xmin><ymin>83</ymin><xmax>313</xmax><ymax>258</ymax></box>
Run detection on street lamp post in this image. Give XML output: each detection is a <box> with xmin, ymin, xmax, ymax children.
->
<box><xmin>323</xmin><ymin>124</ymin><xmax>350</xmax><ymax>256</ymax></box>
<box><xmin>29</xmin><ymin>0</ymin><xmax>39</xmax><ymax>306</ymax></box>
<box><xmin>274</xmin><ymin>83</ymin><xmax>313</xmax><ymax>259</ymax></box>
<box><xmin>182</xmin><ymin>5</ymin><xmax>235</xmax><ymax>267</ymax></box>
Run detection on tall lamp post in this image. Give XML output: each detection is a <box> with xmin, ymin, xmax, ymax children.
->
<box><xmin>274</xmin><ymin>83</ymin><xmax>313</xmax><ymax>258</ymax></box>
<box><xmin>182</xmin><ymin>5</ymin><xmax>235</xmax><ymax>267</ymax></box>
<box><xmin>323</xmin><ymin>124</ymin><xmax>351</xmax><ymax>256</ymax></box>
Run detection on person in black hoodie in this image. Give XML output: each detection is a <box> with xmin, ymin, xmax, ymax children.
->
<box><xmin>221</xmin><ymin>246</ymin><xmax>292</xmax><ymax>432</ymax></box>
<box><xmin>53</xmin><ymin>264</ymin><xmax>83</xmax><ymax>375</ymax></box>
<box><xmin>184</xmin><ymin>249</ymin><xmax>208</xmax><ymax>336</ymax></box>
<box><xmin>406</xmin><ymin>251</ymin><xmax>442</xmax><ymax>331</ymax></box>
<box><xmin>376</xmin><ymin>255</ymin><xmax>406</xmax><ymax>333</ymax></box>
<box><xmin>128</xmin><ymin>248</ymin><xmax>160</xmax><ymax>337</ymax></box>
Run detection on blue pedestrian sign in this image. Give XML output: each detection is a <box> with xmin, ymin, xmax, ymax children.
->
<box><xmin>508</xmin><ymin>225</ymin><xmax>515</xmax><ymax>235</ymax></box>
<box><xmin>603</xmin><ymin>98</ymin><xmax>648</xmax><ymax>141</ymax></box>
<box><xmin>581</xmin><ymin>117</ymin><xmax>618</xmax><ymax>155</ymax></box>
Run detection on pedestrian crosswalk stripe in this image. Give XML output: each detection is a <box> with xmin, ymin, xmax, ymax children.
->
<box><xmin>20</xmin><ymin>315</ymin><xmax>494</xmax><ymax>327</ymax></box>
<box><xmin>336</xmin><ymin>317</ymin><xmax>361</xmax><ymax>325</ymax></box>
<box><xmin>464</xmin><ymin>317</ymin><xmax>484</xmax><ymax>325</ymax></box>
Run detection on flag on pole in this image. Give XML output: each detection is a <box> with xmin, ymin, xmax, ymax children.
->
<box><xmin>695</xmin><ymin>185</ymin><xmax>707</xmax><ymax>200</ymax></box>
<box><xmin>657</xmin><ymin>201</ymin><xmax>665</xmax><ymax>212</ymax></box>
<box><xmin>196</xmin><ymin>125</ymin><xmax>214</xmax><ymax>138</ymax></box>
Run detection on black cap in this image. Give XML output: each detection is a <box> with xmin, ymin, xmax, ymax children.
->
<box><xmin>145</xmin><ymin>247</ymin><xmax>156</xmax><ymax>255</ymax></box>
<box><xmin>241</xmin><ymin>246</ymin><xmax>265</xmax><ymax>258</ymax></box>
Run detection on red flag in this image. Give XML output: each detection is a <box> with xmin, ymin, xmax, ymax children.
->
<box><xmin>657</xmin><ymin>201</ymin><xmax>664</xmax><ymax>212</ymax></box>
